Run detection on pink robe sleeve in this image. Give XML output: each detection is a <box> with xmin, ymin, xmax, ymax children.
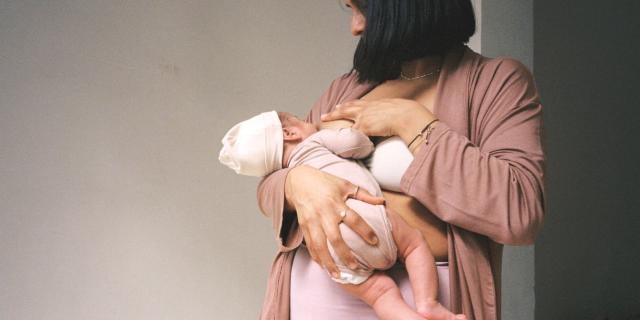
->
<box><xmin>400</xmin><ymin>59</ymin><xmax>546</xmax><ymax>245</ymax></box>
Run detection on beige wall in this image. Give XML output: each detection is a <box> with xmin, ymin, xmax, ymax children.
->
<box><xmin>0</xmin><ymin>1</ymin><xmax>480</xmax><ymax>319</ymax></box>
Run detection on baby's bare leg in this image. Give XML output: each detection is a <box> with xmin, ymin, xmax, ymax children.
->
<box><xmin>335</xmin><ymin>200</ymin><xmax>424</xmax><ymax>319</ymax></box>
<box><xmin>387</xmin><ymin>209</ymin><xmax>466</xmax><ymax>320</ymax></box>
<box><xmin>333</xmin><ymin>200</ymin><xmax>464</xmax><ymax>319</ymax></box>
<box><xmin>340</xmin><ymin>272</ymin><xmax>425</xmax><ymax>320</ymax></box>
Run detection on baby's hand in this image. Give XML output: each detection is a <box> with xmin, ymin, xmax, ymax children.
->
<box><xmin>418</xmin><ymin>299</ymin><xmax>467</xmax><ymax>320</ymax></box>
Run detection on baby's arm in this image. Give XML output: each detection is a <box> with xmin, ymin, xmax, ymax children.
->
<box><xmin>315</xmin><ymin>128</ymin><xmax>374</xmax><ymax>159</ymax></box>
<box><xmin>387</xmin><ymin>210</ymin><xmax>466</xmax><ymax>320</ymax></box>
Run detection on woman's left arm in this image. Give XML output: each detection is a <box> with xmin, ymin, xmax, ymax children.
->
<box><xmin>323</xmin><ymin>59</ymin><xmax>545</xmax><ymax>245</ymax></box>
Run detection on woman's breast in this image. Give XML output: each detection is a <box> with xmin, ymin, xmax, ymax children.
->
<box><xmin>364</xmin><ymin>136</ymin><xmax>414</xmax><ymax>192</ymax></box>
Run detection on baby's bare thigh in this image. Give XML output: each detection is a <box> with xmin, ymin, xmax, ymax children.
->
<box><xmin>385</xmin><ymin>208</ymin><xmax>427</xmax><ymax>258</ymax></box>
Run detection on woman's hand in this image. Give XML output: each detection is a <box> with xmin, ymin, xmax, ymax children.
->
<box><xmin>285</xmin><ymin>165</ymin><xmax>384</xmax><ymax>278</ymax></box>
<box><xmin>320</xmin><ymin>98</ymin><xmax>437</xmax><ymax>144</ymax></box>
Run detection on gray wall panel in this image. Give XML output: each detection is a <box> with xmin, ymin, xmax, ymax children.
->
<box><xmin>481</xmin><ymin>1</ymin><xmax>535</xmax><ymax>320</ymax></box>
<box><xmin>534</xmin><ymin>0</ymin><xmax>640</xmax><ymax>319</ymax></box>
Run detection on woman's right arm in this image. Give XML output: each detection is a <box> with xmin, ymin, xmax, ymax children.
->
<box><xmin>257</xmin><ymin>164</ymin><xmax>383</xmax><ymax>278</ymax></box>
<box><xmin>256</xmin><ymin>73</ymin><xmax>383</xmax><ymax>277</ymax></box>
<box><xmin>290</xmin><ymin>166</ymin><xmax>384</xmax><ymax>275</ymax></box>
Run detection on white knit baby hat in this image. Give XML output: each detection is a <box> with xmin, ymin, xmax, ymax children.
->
<box><xmin>218</xmin><ymin>111</ymin><xmax>284</xmax><ymax>177</ymax></box>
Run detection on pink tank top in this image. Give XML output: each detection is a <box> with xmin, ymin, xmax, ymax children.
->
<box><xmin>290</xmin><ymin>246</ymin><xmax>450</xmax><ymax>319</ymax></box>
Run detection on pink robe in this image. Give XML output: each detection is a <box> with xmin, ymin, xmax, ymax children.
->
<box><xmin>257</xmin><ymin>45</ymin><xmax>546</xmax><ymax>320</ymax></box>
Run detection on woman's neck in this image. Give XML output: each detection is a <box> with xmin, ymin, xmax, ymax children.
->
<box><xmin>400</xmin><ymin>55</ymin><xmax>443</xmax><ymax>78</ymax></box>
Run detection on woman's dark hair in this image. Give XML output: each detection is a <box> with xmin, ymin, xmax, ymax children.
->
<box><xmin>350</xmin><ymin>0</ymin><xmax>476</xmax><ymax>83</ymax></box>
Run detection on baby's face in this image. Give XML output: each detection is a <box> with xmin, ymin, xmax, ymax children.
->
<box><xmin>279</xmin><ymin>112</ymin><xmax>318</xmax><ymax>141</ymax></box>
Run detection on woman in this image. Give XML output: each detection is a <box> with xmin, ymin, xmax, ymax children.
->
<box><xmin>257</xmin><ymin>0</ymin><xmax>545</xmax><ymax>319</ymax></box>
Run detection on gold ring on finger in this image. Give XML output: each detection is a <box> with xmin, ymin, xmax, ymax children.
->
<box><xmin>338</xmin><ymin>209</ymin><xmax>347</xmax><ymax>223</ymax></box>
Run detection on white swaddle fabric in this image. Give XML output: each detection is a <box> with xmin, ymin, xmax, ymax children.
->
<box><xmin>218</xmin><ymin>111</ymin><xmax>283</xmax><ymax>177</ymax></box>
<box><xmin>364</xmin><ymin>136</ymin><xmax>414</xmax><ymax>192</ymax></box>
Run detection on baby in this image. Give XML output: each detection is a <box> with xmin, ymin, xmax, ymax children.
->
<box><xmin>219</xmin><ymin>111</ymin><xmax>464</xmax><ymax>320</ymax></box>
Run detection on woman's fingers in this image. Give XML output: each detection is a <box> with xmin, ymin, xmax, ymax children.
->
<box><xmin>350</xmin><ymin>185</ymin><xmax>386</xmax><ymax>205</ymax></box>
<box><xmin>341</xmin><ymin>183</ymin><xmax>382</xmax><ymax>245</ymax></box>
<box><xmin>338</xmin><ymin>99</ymin><xmax>368</xmax><ymax>109</ymax></box>
<box><xmin>342</xmin><ymin>207</ymin><xmax>379</xmax><ymax>246</ymax></box>
<box><xmin>322</xmin><ymin>211</ymin><xmax>359</xmax><ymax>270</ymax></box>
<box><xmin>320</xmin><ymin>108</ymin><xmax>351</xmax><ymax>122</ymax></box>
<box><xmin>299</xmin><ymin>223</ymin><xmax>320</xmax><ymax>261</ymax></box>
<box><xmin>288</xmin><ymin>167</ymin><xmax>385</xmax><ymax>275</ymax></box>
<box><xmin>306</xmin><ymin>220</ymin><xmax>340</xmax><ymax>278</ymax></box>
<box><xmin>321</xmin><ymin>100</ymin><xmax>365</xmax><ymax>121</ymax></box>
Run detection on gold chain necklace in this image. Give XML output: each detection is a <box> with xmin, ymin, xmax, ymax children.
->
<box><xmin>399</xmin><ymin>67</ymin><xmax>441</xmax><ymax>80</ymax></box>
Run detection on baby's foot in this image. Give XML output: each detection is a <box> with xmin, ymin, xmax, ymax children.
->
<box><xmin>417</xmin><ymin>299</ymin><xmax>467</xmax><ymax>320</ymax></box>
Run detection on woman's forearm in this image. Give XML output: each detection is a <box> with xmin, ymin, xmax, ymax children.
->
<box><xmin>400</xmin><ymin>117</ymin><xmax>544</xmax><ymax>246</ymax></box>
